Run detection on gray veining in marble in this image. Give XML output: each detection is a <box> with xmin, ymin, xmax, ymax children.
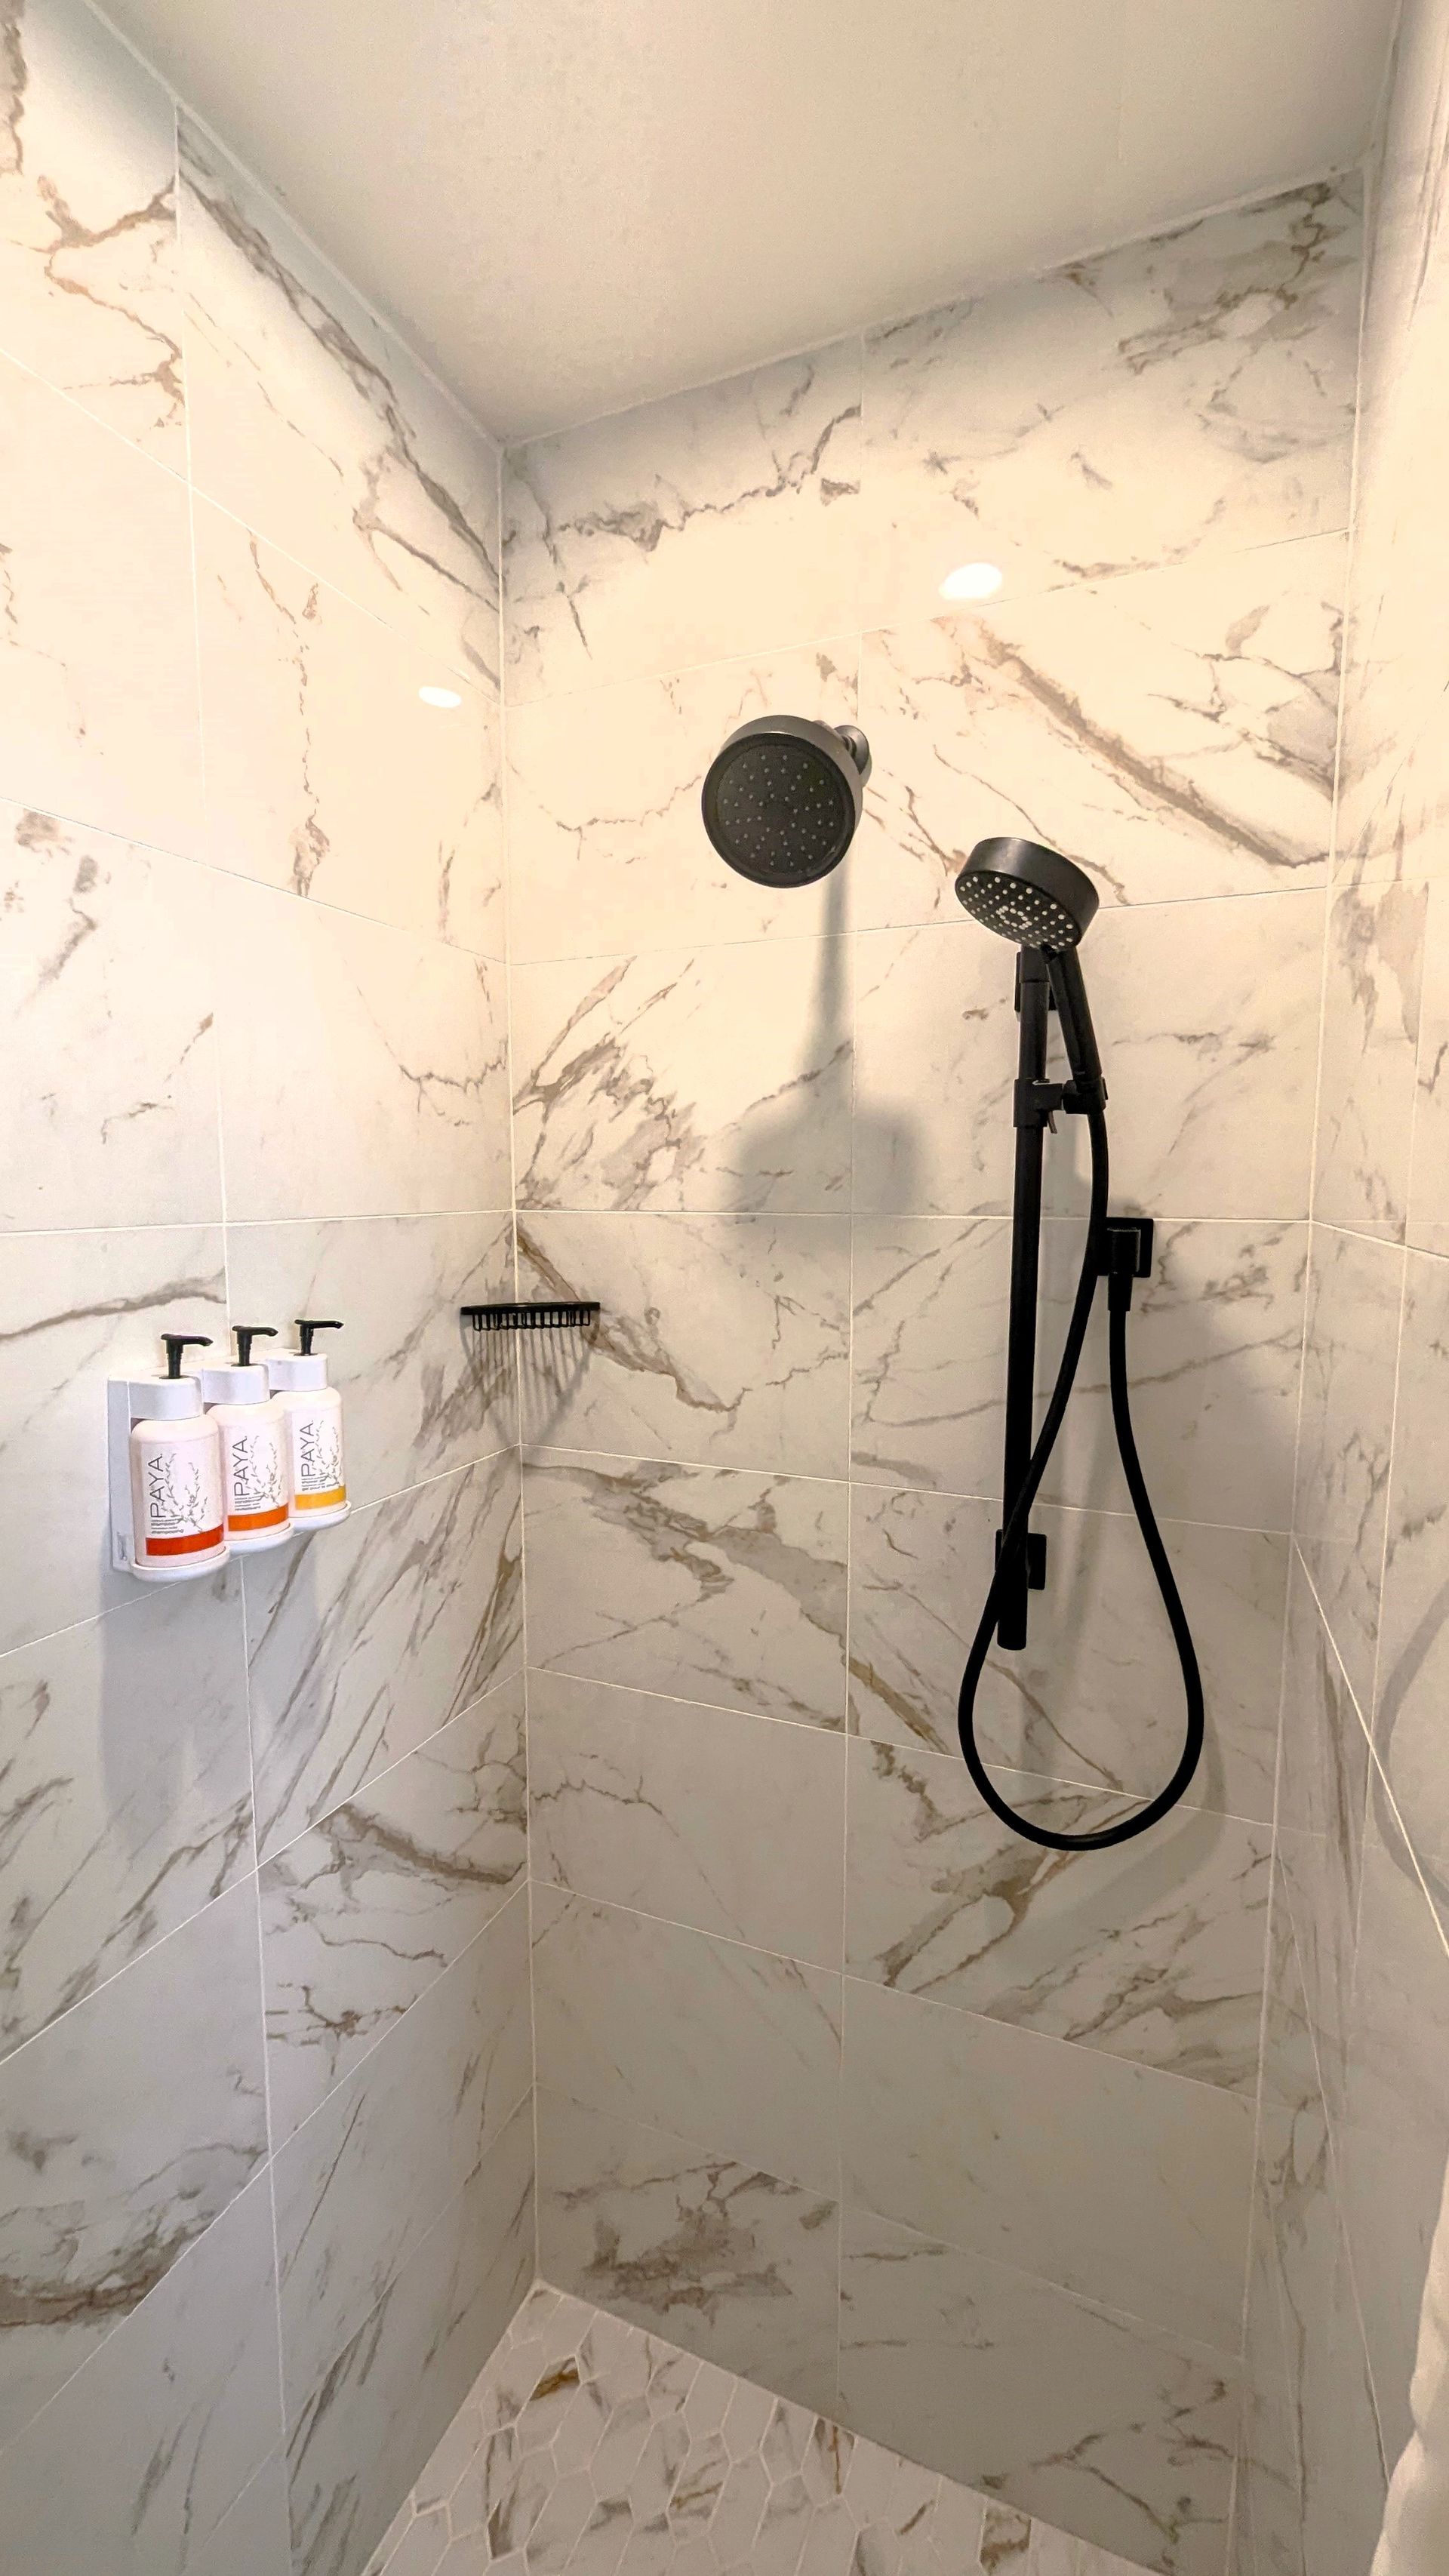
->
<box><xmin>212</xmin><ymin>873</ymin><xmax>512</xmax><ymax>1223</ymax></box>
<box><xmin>1313</xmin><ymin>878</ymin><xmax>1427</xmax><ymax>1241</ymax></box>
<box><xmin>247</xmin><ymin>1448</ymin><xmax>522</xmax><ymax>1861</ymax></box>
<box><xmin>841</xmin><ymin>1976</ymin><xmax>1254</xmax><ymax>2351</ymax></box>
<box><xmin>0</xmin><ymin>342</ymin><xmax>204</xmax><ymax>852</ymax></box>
<box><xmin>0</xmin><ymin>0</ymin><xmax>183</xmax><ymax>463</ymax></box>
<box><xmin>226</xmin><ymin>1212</ymin><xmax>518</xmax><ymax>1509</ymax></box>
<box><xmin>537</xmin><ymin>2092</ymin><xmax>840</xmax><ymax>2422</ymax></box>
<box><xmin>0</xmin><ymin>800</ymin><xmax>221</xmax><ymax>1233</ymax></box>
<box><xmin>838</xmin><ymin>2206</ymin><xmax>1238</xmax><ymax>2576</ymax></box>
<box><xmin>288</xmin><ymin>2094</ymin><xmax>534</xmax><ymax>2576</ymax></box>
<box><xmin>0</xmin><ymin>1875</ymin><xmax>267</xmax><ymax>2449</ymax></box>
<box><xmin>863</xmin><ymin>181</ymin><xmax>1360</xmax><ymax>627</ymax></box>
<box><xmin>505</xmin><ymin>339</ymin><xmax>861</xmax><ymax>703</ymax></box>
<box><xmin>181</xmin><ymin>121</ymin><xmax>500</xmax><ymax>685</ymax></box>
<box><xmin>1375</xmin><ymin>1248</ymin><xmax>1449</xmax><ymax>1870</ymax></box>
<box><xmin>512</xmin><ymin>937</ymin><xmax>853</xmax><ymax>1212</ymax></box>
<box><xmin>533</xmin><ymin>1888</ymin><xmax>841</xmax><ymax>2199</ymax></box>
<box><xmin>522</xmin><ymin>1448</ymin><xmax>848</xmax><ymax>1728</ymax></box>
<box><xmin>518</xmin><ymin>1213</ymin><xmax>851</xmax><ymax>1478</ymax></box>
<box><xmin>0</xmin><ymin>1569</ymin><xmax>252</xmax><ymax>2061</ymax></box>
<box><xmin>195</xmin><ymin>498</ymin><xmax>504</xmax><ymax>953</ymax></box>
<box><xmin>262</xmin><ymin>1673</ymin><xmax>526</xmax><ymax>2144</ymax></box>
<box><xmin>529</xmin><ymin>1671</ymin><xmax>845</xmax><ymax>1968</ymax></box>
<box><xmin>0</xmin><ymin>2168</ymin><xmax>282</xmax><ymax>2576</ymax></box>
<box><xmin>845</xmin><ymin>1738</ymin><xmax>1270</xmax><ymax>2093</ymax></box>
<box><xmin>1274</xmin><ymin>1557</ymin><xmax>1371</xmax><ymax>2131</ymax></box>
<box><xmin>1293</xmin><ymin>1223</ymin><xmax>1404</xmax><ymax>1708</ymax></box>
<box><xmin>273</xmin><ymin>1885</ymin><xmax>531</xmax><ymax>2421</ymax></box>
<box><xmin>854</xmin><ymin>536</ymin><xmax>1345</xmax><ymax>931</ymax></box>
<box><xmin>851</xmin><ymin>1215</ymin><xmax>1307</xmax><ymax>1528</ymax></box>
<box><xmin>848</xmin><ymin>1481</ymin><xmax>1287</xmax><ymax>1820</ymax></box>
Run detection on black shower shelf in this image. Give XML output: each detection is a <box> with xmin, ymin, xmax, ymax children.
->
<box><xmin>461</xmin><ymin>1301</ymin><xmax>600</xmax><ymax>1333</ymax></box>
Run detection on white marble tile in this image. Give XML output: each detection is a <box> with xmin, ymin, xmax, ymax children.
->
<box><xmin>845</xmin><ymin>1740</ymin><xmax>1269</xmax><ymax>2094</ymax></box>
<box><xmin>1274</xmin><ymin>1557</ymin><xmax>1370</xmax><ymax>2132</ymax></box>
<box><xmin>848</xmin><ymin>1482</ymin><xmax>1287</xmax><ymax>1820</ymax></box>
<box><xmin>190</xmin><ymin>2449</ymin><xmax>293</xmax><ymax>2576</ymax></box>
<box><xmin>863</xmin><ymin>180</ymin><xmax>1360</xmax><ymax>628</ymax></box>
<box><xmin>1313</xmin><ymin>879</ymin><xmax>1427</xmax><ymax>1240</ymax></box>
<box><xmin>1293</xmin><ymin>1224</ymin><xmax>1404</xmax><ymax>1707</ymax></box>
<box><xmin>0</xmin><ymin>0</ymin><xmax>183</xmax><ymax>461</ymax></box>
<box><xmin>1338</xmin><ymin>1777</ymin><xmax>1449</xmax><ymax>2482</ymax></box>
<box><xmin>247</xmin><ymin>1448</ymin><xmax>522</xmax><ymax>1860</ymax></box>
<box><xmin>0</xmin><ymin>801</ymin><xmax>220</xmax><ymax>1232</ymax></box>
<box><xmin>521</xmin><ymin>1449</ymin><xmax>848</xmax><ymax>1728</ymax></box>
<box><xmin>854</xmin><ymin>536</ymin><xmax>1345</xmax><ymax>931</ymax></box>
<box><xmin>0</xmin><ymin>2169</ymin><xmax>281</xmax><ymax>2576</ymax></box>
<box><xmin>842</xmin><ymin>1979</ymin><xmax>1252</xmax><ymax>2352</ymax></box>
<box><xmin>1407</xmin><ymin>880</ymin><xmax>1449</xmax><ymax>1248</ymax></box>
<box><xmin>0</xmin><ymin>346</ymin><xmax>202</xmax><ymax>849</ymax></box>
<box><xmin>838</xmin><ymin>2207</ymin><xmax>1238</xmax><ymax>2576</ymax></box>
<box><xmin>0</xmin><ymin>1570</ymin><xmax>252</xmax><ymax>2061</ymax></box>
<box><xmin>225</xmin><ymin>1213</ymin><xmax>518</xmax><ymax>1508</ymax></box>
<box><xmin>851</xmin><ymin>1215</ymin><xmax>1307</xmax><ymax>1528</ymax></box>
<box><xmin>504</xmin><ymin>340</ymin><xmax>862</xmax><ymax>703</ymax></box>
<box><xmin>529</xmin><ymin>1672</ymin><xmax>845</xmax><ymax>1968</ymax></box>
<box><xmin>0</xmin><ymin>1223</ymin><xmax>225</xmax><ymax>1658</ymax></box>
<box><xmin>273</xmin><ymin>1886</ymin><xmax>531</xmax><ymax>2418</ymax></box>
<box><xmin>504</xmin><ymin>642</ymin><xmax>859</xmax><ymax>966</ymax></box>
<box><xmin>262</xmin><ymin>1673</ymin><xmax>526</xmax><ymax>2143</ymax></box>
<box><xmin>533</xmin><ymin>1890</ymin><xmax>841</xmax><ymax>2197</ymax></box>
<box><xmin>512</xmin><ymin>935</ymin><xmax>852</xmax><ymax>1212</ymax></box>
<box><xmin>855</xmin><ymin>892</ymin><xmax>1321</xmax><ymax>1225</ymax></box>
<box><xmin>1375</xmin><ymin>1249</ymin><xmax>1449</xmax><ymax>1871</ymax></box>
<box><xmin>517</xmin><ymin>1213</ymin><xmax>851</xmax><ymax>1477</ymax></box>
<box><xmin>288</xmin><ymin>2095</ymin><xmax>534</xmax><ymax>2576</ymax></box>
<box><xmin>181</xmin><ymin>122</ymin><xmax>500</xmax><ymax>686</ymax></box>
<box><xmin>195</xmin><ymin>500</ymin><xmax>504</xmax><ymax>953</ymax></box>
<box><xmin>537</xmin><ymin>2091</ymin><xmax>839</xmax><ymax>2419</ymax></box>
<box><xmin>211</xmin><ymin>875</ymin><xmax>511</xmax><ymax>1223</ymax></box>
<box><xmin>0</xmin><ymin>1875</ymin><xmax>267</xmax><ymax>2448</ymax></box>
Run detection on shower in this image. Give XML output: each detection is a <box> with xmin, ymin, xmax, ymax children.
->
<box><xmin>703</xmin><ymin>731</ymin><xmax>1203</xmax><ymax>1852</ymax></box>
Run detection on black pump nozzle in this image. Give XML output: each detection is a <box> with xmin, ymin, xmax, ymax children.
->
<box><xmin>162</xmin><ymin>1333</ymin><xmax>212</xmax><ymax>1379</ymax></box>
<box><xmin>296</xmin><ymin>1319</ymin><xmax>343</xmax><ymax>1357</ymax></box>
<box><xmin>232</xmin><ymin>1325</ymin><xmax>278</xmax><ymax>1370</ymax></box>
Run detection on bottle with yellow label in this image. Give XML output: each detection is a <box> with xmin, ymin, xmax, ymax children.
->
<box><xmin>268</xmin><ymin>1319</ymin><xmax>349</xmax><ymax>1528</ymax></box>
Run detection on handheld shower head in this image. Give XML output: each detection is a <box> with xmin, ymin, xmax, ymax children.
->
<box><xmin>702</xmin><ymin>715</ymin><xmax>871</xmax><ymax>887</ymax></box>
<box><xmin>954</xmin><ymin>837</ymin><xmax>1099</xmax><ymax>949</ymax></box>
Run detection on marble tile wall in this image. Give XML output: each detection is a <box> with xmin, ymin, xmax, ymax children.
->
<box><xmin>1238</xmin><ymin>5</ymin><xmax>1449</xmax><ymax>2574</ymax></box>
<box><xmin>0</xmin><ymin>5</ymin><xmax>529</xmax><ymax>2574</ymax></box>
<box><xmin>503</xmin><ymin>176</ymin><xmax>1364</xmax><ymax>2576</ymax></box>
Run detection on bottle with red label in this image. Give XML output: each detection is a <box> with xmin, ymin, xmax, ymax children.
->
<box><xmin>201</xmin><ymin>1326</ymin><xmax>294</xmax><ymax>1552</ymax></box>
<box><xmin>128</xmin><ymin>1335</ymin><xmax>229</xmax><ymax>1580</ymax></box>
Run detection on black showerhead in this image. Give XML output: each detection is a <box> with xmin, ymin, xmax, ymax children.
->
<box><xmin>954</xmin><ymin>837</ymin><xmax>1099</xmax><ymax>949</ymax></box>
<box><xmin>702</xmin><ymin>715</ymin><xmax>871</xmax><ymax>887</ymax></box>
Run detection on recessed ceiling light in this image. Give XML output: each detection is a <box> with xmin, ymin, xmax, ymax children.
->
<box><xmin>418</xmin><ymin>685</ymin><xmax>463</xmax><ymax>708</ymax></box>
<box><xmin>939</xmin><ymin>562</ymin><xmax>1004</xmax><ymax>602</ymax></box>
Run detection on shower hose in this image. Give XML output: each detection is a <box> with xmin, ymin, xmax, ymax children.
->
<box><xmin>956</xmin><ymin>1099</ymin><xmax>1204</xmax><ymax>1851</ymax></box>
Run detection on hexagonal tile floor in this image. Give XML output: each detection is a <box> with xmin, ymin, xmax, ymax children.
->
<box><xmin>362</xmin><ymin>2284</ymin><xmax>1149</xmax><ymax>2576</ymax></box>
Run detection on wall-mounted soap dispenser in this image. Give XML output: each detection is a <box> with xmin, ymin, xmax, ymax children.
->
<box><xmin>268</xmin><ymin>1319</ymin><xmax>349</xmax><ymax>1529</ymax></box>
<box><xmin>201</xmin><ymin>1327</ymin><xmax>293</xmax><ymax>1552</ymax></box>
<box><xmin>109</xmin><ymin>1335</ymin><xmax>229</xmax><ymax>1581</ymax></box>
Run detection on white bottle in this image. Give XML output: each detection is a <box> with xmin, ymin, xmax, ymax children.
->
<box><xmin>128</xmin><ymin>1334</ymin><xmax>229</xmax><ymax>1581</ymax></box>
<box><xmin>268</xmin><ymin>1319</ymin><xmax>349</xmax><ymax>1529</ymax></box>
<box><xmin>200</xmin><ymin>1326</ymin><xmax>293</xmax><ymax>1552</ymax></box>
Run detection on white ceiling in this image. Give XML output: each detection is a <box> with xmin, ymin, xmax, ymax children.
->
<box><xmin>102</xmin><ymin>0</ymin><xmax>1397</xmax><ymax>442</ymax></box>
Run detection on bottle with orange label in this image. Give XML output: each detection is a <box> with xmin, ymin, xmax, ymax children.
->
<box><xmin>201</xmin><ymin>1326</ymin><xmax>294</xmax><ymax>1552</ymax></box>
<box><xmin>128</xmin><ymin>1334</ymin><xmax>229</xmax><ymax>1580</ymax></box>
<box><xmin>268</xmin><ymin>1319</ymin><xmax>349</xmax><ymax>1529</ymax></box>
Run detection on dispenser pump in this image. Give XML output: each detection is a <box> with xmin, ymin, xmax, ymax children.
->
<box><xmin>163</xmin><ymin>1334</ymin><xmax>212</xmax><ymax>1378</ymax></box>
<box><xmin>297</xmin><ymin>1319</ymin><xmax>342</xmax><ymax>1358</ymax></box>
<box><xmin>232</xmin><ymin>1325</ymin><xmax>276</xmax><ymax>1371</ymax></box>
<box><xmin>200</xmin><ymin>1325</ymin><xmax>278</xmax><ymax>1411</ymax></box>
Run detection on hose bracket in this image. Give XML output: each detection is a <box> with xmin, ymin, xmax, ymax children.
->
<box><xmin>1099</xmin><ymin>1216</ymin><xmax>1155</xmax><ymax>1310</ymax></box>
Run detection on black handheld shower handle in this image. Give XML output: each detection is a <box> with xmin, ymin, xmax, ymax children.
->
<box><xmin>1044</xmin><ymin>945</ymin><xmax>1106</xmax><ymax>1108</ymax></box>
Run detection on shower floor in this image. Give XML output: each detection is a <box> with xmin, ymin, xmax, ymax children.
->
<box><xmin>362</xmin><ymin>2282</ymin><xmax>1147</xmax><ymax>2576</ymax></box>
